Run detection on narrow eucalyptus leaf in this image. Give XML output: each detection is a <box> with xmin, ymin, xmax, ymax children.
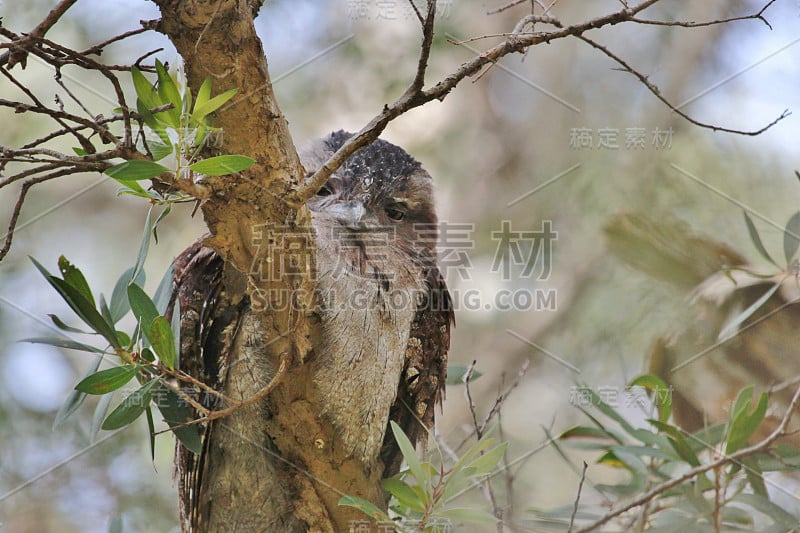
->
<box><xmin>743</xmin><ymin>211</ymin><xmax>779</xmax><ymax>268</ymax></box>
<box><xmin>53</xmin><ymin>355</ymin><xmax>102</xmax><ymax>429</ymax></box>
<box><xmin>147</xmin><ymin>316</ymin><xmax>176</xmax><ymax>369</ymax></box>
<box><xmin>105</xmin><ymin>160</ymin><xmax>170</xmax><ymax>181</ymax></box>
<box><xmin>102</xmin><ymin>379</ymin><xmax>157</xmax><ymax>430</ymax></box>
<box><xmin>188</xmin><ymin>155</ymin><xmax>254</xmax><ymax>176</ymax></box>
<box><xmin>784</xmin><ymin>210</ymin><xmax>800</xmax><ymax>265</ymax></box>
<box><xmin>58</xmin><ymin>256</ymin><xmax>95</xmax><ymax>307</ymax></box>
<box><xmin>75</xmin><ymin>365</ymin><xmax>138</xmax><ymax>395</ymax></box>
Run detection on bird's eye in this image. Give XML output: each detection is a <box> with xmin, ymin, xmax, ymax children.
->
<box><xmin>386</xmin><ymin>205</ymin><xmax>405</xmax><ymax>221</ymax></box>
<box><xmin>316</xmin><ymin>184</ymin><xmax>334</xmax><ymax>197</ymax></box>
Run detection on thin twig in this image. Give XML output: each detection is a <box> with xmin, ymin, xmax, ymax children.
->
<box><xmin>567</xmin><ymin>462</ymin><xmax>588</xmax><ymax>533</ymax></box>
<box><xmin>0</xmin><ymin>0</ymin><xmax>78</xmax><ymax>68</ymax></box>
<box><xmin>575</xmin><ymin>34</ymin><xmax>789</xmax><ymax>136</ymax></box>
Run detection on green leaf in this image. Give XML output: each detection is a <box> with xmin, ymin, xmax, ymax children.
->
<box><xmin>648</xmin><ymin>419</ymin><xmax>700</xmax><ymax>466</ymax></box>
<box><xmin>47</xmin><ymin>314</ymin><xmax>92</xmax><ymax>334</ymax></box>
<box><xmin>390</xmin><ymin>421</ymin><xmax>427</xmax><ymax>489</ymax></box>
<box><xmin>188</xmin><ymin>155</ymin><xmax>254</xmax><ymax>176</ymax></box>
<box><xmin>193</xmin><ymin>77</ymin><xmax>213</xmax><ymax>113</ymax></box>
<box><xmin>190</xmin><ymin>88</ymin><xmax>237</xmax><ymax>123</ymax></box>
<box><xmin>559</xmin><ymin>425</ymin><xmax>618</xmax><ymax>442</ymax></box>
<box><xmin>155</xmin><ymin>59</ymin><xmax>182</xmax><ymax>127</ymax></box>
<box><xmin>145</xmin><ymin>140</ymin><xmax>173</xmax><ymax>161</ymax></box>
<box><xmin>783</xmin><ymin>210</ymin><xmax>800</xmax><ymax>265</ymax></box>
<box><xmin>91</xmin><ymin>390</ymin><xmax>114</xmax><ymax>442</ymax></box>
<box><xmin>140</xmin><ymin>347</ymin><xmax>155</xmax><ymax>363</ymax></box>
<box><xmin>132</xmin><ymin>208</ymin><xmax>154</xmax><ymax>281</ymax></box>
<box><xmin>337</xmin><ymin>495</ymin><xmax>391</xmax><ymax>522</ymax></box>
<box><xmin>381</xmin><ymin>478</ymin><xmax>425</xmax><ymax>512</ymax></box>
<box><xmin>57</xmin><ymin>256</ymin><xmax>95</xmax><ymax>307</ymax></box>
<box><xmin>72</xmin><ymin>147</ymin><xmax>88</xmax><ymax>156</ymax></box>
<box><xmin>743</xmin><ymin>211</ymin><xmax>779</xmax><ymax>268</ymax></box>
<box><xmin>109</xmin><ymin>266</ymin><xmax>146</xmax><ymax>324</ymax></box>
<box><xmin>725</xmin><ymin>388</ymin><xmax>768</xmax><ymax>454</ymax></box>
<box><xmin>742</xmin><ymin>456</ymin><xmax>767</xmax><ymax>497</ymax></box>
<box><xmin>147</xmin><ymin>316</ymin><xmax>176</xmax><ymax>369</ymax></box>
<box><xmin>152</xmin><ymin>204</ymin><xmax>172</xmax><ymax>244</ymax></box>
<box><xmin>22</xmin><ymin>336</ymin><xmax>104</xmax><ymax>353</ymax></box>
<box><xmin>154</xmin><ymin>383</ymin><xmax>203</xmax><ymax>454</ymax></box>
<box><xmin>629</xmin><ymin>374</ymin><xmax>672</xmax><ymax>423</ymax></box>
<box><xmin>145</xmin><ymin>405</ymin><xmax>156</xmax><ymax>461</ymax></box>
<box><xmin>30</xmin><ymin>257</ymin><xmax>121</xmax><ymax>350</ymax></box>
<box><xmin>53</xmin><ymin>355</ymin><xmax>102</xmax><ymax>429</ymax></box>
<box><xmin>152</xmin><ymin>263</ymin><xmax>175</xmax><ymax>315</ymax></box>
<box><xmin>136</xmin><ymin>98</ymin><xmax>171</xmax><ymax>143</ymax></box>
<box><xmin>127</xmin><ymin>283</ymin><xmax>159</xmax><ymax>332</ymax></box>
<box><xmin>718</xmin><ymin>281</ymin><xmax>781</xmax><ymax>341</ymax></box>
<box><xmin>75</xmin><ymin>365</ymin><xmax>138</xmax><ymax>395</ymax></box>
<box><xmin>102</xmin><ymin>379</ymin><xmax>157</xmax><ymax>430</ymax></box>
<box><xmin>131</xmin><ymin>66</ymin><xmax>160</xmax><ymax>110</ymax></box>
<box><xmin>464</xmin><ymin>442</ymin><xmax>508</xmax><ymax>476</ymax></box>
<box><xmin>105</xmin><ymin>160</ymin><xmax>170</xmax><ymax>181</ymax></box>
<box><xmin>107</xmin><ymin>514</ymin><xmax>123</xmax><ymax>533</ymax></box>
<box><xmin>446</xmin><ymin>363</ymin><xmax>482</xmax><ymax>385</ymax></box>
<box><xmin>114</xmin><ymin>179</ymin><xmax>151</xmax><ymax>199</ymax></box>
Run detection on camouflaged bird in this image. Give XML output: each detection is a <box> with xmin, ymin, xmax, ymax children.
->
<box><xmin>169</xmin><ymin>131</ymin><xmax>453</xmax><ymax>531</ymax></box>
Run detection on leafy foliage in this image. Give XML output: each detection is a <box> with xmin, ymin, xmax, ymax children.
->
<box><xmin>26</xmin><ymin>208</ymin><xmax>201</xmax><ymax>455</ymax></box>
<box><xmin>104</xmin><ymin>60</ymin><xmax>254</xmax><ymax>202</ymax></box>
<box><xmin>530</xmin><ymin>376</ymin><xmax>800</xmax><ymax>531</ymax></box>
<box><xmin>340</xmin><ymin>421</ymin><xmax>504</xmax><ymax>532</ymax></box>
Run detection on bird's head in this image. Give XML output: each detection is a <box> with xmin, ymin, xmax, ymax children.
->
<box><xmin>302</xmin><ymin>131</ymin><xmax>438</xmax><ymax>257</ymax></box>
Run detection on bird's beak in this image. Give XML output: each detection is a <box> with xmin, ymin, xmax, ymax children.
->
<box><xmin>329</xmin><ymin>202</ymin><xmax>367</xmax><ymax>228</ymax></box>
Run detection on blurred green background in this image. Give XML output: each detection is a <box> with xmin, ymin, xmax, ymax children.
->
<box><xmin>1</xmin><ymin>1</ymin><xmax>799</xmax><ymax>531</ymax></box>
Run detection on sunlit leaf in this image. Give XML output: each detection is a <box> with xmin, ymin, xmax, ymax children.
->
<box><xmin>188</xmin><ymin>155</ymin><xmax>254</xmax><ymax>176</ymax></box>
<box><xmin>390</xmin><ymin>421</ymin><xmax>427</xmax><ymax>490</ymax></box>
<box><xmin>155</xmin><ymin>59</ymin><xmax>182</xmax><ymax>127</ymax></box>
<box><xmin>131</xmin><ymin>66</ymin><xmax>160</xmax><ymax>110</ymax></box>
<box><xmin>629</xmin><ymin>374</ymin><xmax>672</xmax><ymax>423</ymax></box>
<box><xmin>726</xmin><ymin>388</ymin><xmax>768</xmax><ymax>454</ymax></box>
<box><xmin>190</xmin><ymin>88</ymin><xmax>237</xmax><ymax>123</ymax></box>
<box><xmin>338</xmin><ymin>495</ymin><xmax>391</xmax><ymax>522</ymax></box>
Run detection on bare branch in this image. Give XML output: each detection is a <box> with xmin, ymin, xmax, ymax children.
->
<box><xmin>567</xmin><ymin>462</ymin><xmax>588</xmax><ymax>533</ymax></box>
<box><xmin>0</xmin><ymin>0</ymin><xmax>78</xmax><ymax>68</ymax></box>
<box><xmin>576</xmin><ymin>34</ymin><xmax>790</xmax><ymax>136</ymax></box>
<box><xmin>292</xmin><ymin>0</ymin><xmax>781</xmax><ymax>205</ymax></box>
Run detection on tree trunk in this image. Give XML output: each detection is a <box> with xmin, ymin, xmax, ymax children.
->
<box><xmin>154</xmin><ymin>1</ymin><xmax>382</xmax><ymax>531</ymax></box>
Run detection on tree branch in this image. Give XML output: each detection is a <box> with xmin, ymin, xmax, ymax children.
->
<box><xmin>576</xmin><ymin>384</ymin><xmax>800</xmax><ymax>532</ymax></box>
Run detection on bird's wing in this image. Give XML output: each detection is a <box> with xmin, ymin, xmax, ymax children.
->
<box><xmin>167</xmin><ymin>241</ymin><xmax>247</xmax><ymax>531</ymax></box>
<box><xmin>381</xmin><ymin>259</ymin><xmax>454</xmax><ymax>475</ymax></box>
